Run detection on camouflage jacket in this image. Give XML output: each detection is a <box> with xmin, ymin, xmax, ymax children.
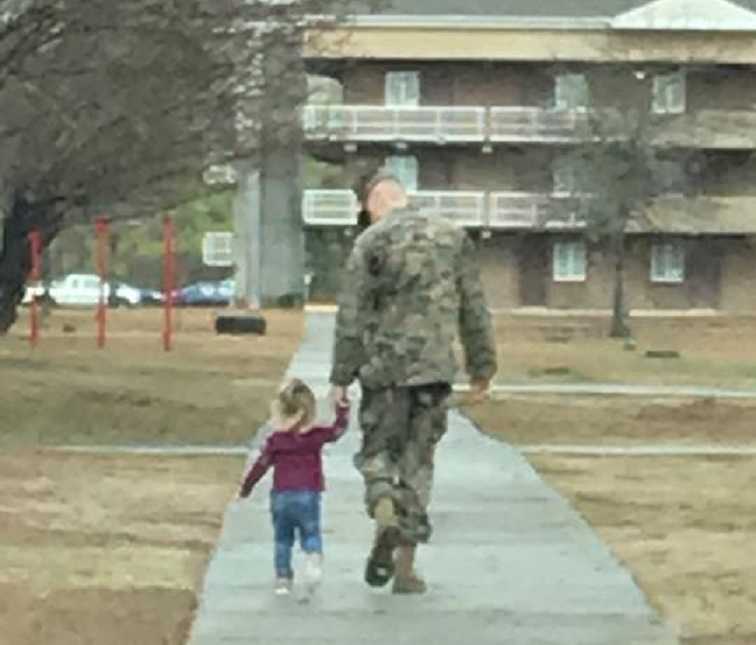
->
<box><xmin>329</xmin><ymin>205</ymin><xmax>497</xmax><ymax>389</ymax></box>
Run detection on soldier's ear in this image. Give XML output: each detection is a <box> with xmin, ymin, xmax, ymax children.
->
<box><xmin>357</xmin><ymin>209</ymin><xmax>371</xmax><ymax>230</ymax></box>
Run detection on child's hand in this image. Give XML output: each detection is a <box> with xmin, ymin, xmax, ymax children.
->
<box><xmin>330</xmin><ymin>385</ymin><xmax>349</xmax><ymax>406</ymax></box>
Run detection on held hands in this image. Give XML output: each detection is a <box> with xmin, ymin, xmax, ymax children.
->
<box><xmin>330</xmin><ymin>385</ymin><xmax>350</xmax><ymax>408</ymax></box>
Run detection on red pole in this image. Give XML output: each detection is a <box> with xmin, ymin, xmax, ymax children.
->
<box><xmin>95</xmin><ymin>217</ymin><xmax>109</xmax><ymax>349</ymax></box>
<box><xmin>28</xmin><ymin>230</ymin><xmax>42</xmax><ymax>347</ymax></box>
<box><xmin>163</xmin><ymin>216</ymin><xmax>175</xmax><ymax>351</ymax></box>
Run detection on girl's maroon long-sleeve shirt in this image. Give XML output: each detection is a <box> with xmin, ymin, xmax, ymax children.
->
<box><xmin>239</xmin><ymin>403</ymin><xmax>350</xmax><ymax>497</ymax></box>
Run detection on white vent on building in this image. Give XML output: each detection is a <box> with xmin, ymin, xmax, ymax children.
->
<box><xmin>202</xmin><ymin>232</ymin><xmax>234</xmax><ymax>267</ymax></box>
<box><xmin>612</xmin><ymin>0</ymin><xmax>756</xmax><ymax>31</ymax></box>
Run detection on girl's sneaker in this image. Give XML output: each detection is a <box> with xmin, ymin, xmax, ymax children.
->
<box><xmin>304</xmin><ymin>553</ymin><xmax>323</xmax><ymax>593</ymax></box>
<box><xmin>274</xmin><ymin>577</ymin><xmax>293</xmax><ymax>595</ymax></box>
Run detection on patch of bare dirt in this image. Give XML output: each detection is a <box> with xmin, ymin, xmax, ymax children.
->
<box><xmin>530</xmin><ymin>454</ymin><xmax>756</xmax><ymax>644</ymax></box>
<box><xmin>0</xmin><ymin>451</ymin><xmax>243</xmax><ymax>645</ymax></box>
<box><xmin>465</xmin><ymin>395</ymin><xmax>756</xmax><ymax>445</ymax></box>
<box><xmin>2</xmin><ymin>308</ymin><xmax>303</xmax><ymax>446</ymax></box>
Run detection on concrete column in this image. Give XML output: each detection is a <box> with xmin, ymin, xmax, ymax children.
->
<box><xmin>256</xmin><ymin>31</ymin><xmax>307</xmax><ymax>307</ymax></box>
<box><xmin>259</xmin><ymin>148</ymin><xmax>305</xmax><ymax>306</ymax></box>
<box><xmin>232</xmin><ymin>166</ymin><xmax>261</xmax><ymax>309</ymax></box>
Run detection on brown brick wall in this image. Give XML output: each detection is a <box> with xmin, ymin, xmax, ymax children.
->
<box><xmin>341</xmin><ymin>63</ymin><xmax>386</xmax><ymax>104</ymax></box>
<box><xmin>588</xmin><ymin>67</ymin><xmax>650</xmax><ymax>109</ymax></box>
<box><xmin>446</xmin><ymin>149</ymin><xmax>553</xmax><ymax>191</ymax></box>
<box><xmin>341</xmin><ymin>62</ymin><xmax>552</xmax><ymax>107</ymax></box>
<box><xmin>688</xmin><ymin>69</ymin><xmax>756</xmax><ymax>112</ymax></box>
<box><xmin>478</xmin><ymin>235</ymin><xmax>520</xmax><ymax>310</ymax></box>
<box><xmin>350</xmin><ymin>148</ymin><xmax>556</xmax><ymax>192</ymax></box>
<box><xmin>545</xmin><ymin>241</ymin><xmax>614</xmax><ymax>310</ymax></box>
<box><xmin>474</xmin><ymin>235</ymin><xmax>756</xmax><ymax>311</ymax></box>
<box><xmin>720</xmin><ymin>237</ymin><xmax>756</xmax><ymax>311</ymax></box>
<box><xmin>701</xmin><ymin>153</ymin><xmax>756</xmax><ymax>196</ymax></box>
<box><xmin>450</xmin><ymin>64</ymin><xmax>552</xmax><ymax>107</ymax></box>
<box><xmin>339</xmin><ymin>61</ymin><xmax>756</xmax><ymax>127</ymax></box>
<box><xmin>303</xmin><ymin>227</ymin><xmax>756</xmax><ymax>313</ymax></box>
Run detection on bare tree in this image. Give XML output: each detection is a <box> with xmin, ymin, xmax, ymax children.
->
<box><xmin>0</xmin><ymin>0</ymin><xmax>362</xmax><ymax>332</ymax></box>
<box><xmin>556</xmin><ymin>69</ymin><xmax>696</xmax><ymax>338</ymax></box>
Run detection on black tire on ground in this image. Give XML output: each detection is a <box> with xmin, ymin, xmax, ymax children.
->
<box><xmin>215</xmin><ymin>314</ymin><xmax>267</xmax><ymax>335</ymax></box>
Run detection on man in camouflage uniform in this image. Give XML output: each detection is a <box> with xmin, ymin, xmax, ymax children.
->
<box><xmin>329</xmin><ymin>170</ymin><xmax>497</xmax><ymax>594</ymax></box>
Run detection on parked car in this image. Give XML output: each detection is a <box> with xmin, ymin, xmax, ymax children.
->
<box><xmin>176</xmin><ymin>280</ymin><xmax>235</xmax><ymax>307</ymax></box>
<box><xmin>47</xmin><ymin>274</ymin><xmax>143</xmax><ymax>307</ymax></box>
<box><xmin>138</xmin><ymin>287</ymin><xmax>164</xmax><ymax>306</ymax></box>
<box><xmin>109</xmin><ymin>282</ymin><xmax>142</xmax><ymax>307</ymax></box>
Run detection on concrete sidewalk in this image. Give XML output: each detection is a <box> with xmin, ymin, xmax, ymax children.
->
<box><xmin>186</xmin><ymin>313</ymin><xmax>679</xmax><ymax>645</ymax></box>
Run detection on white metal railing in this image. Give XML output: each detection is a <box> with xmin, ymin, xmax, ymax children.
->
<box><xmin>544</xmin><ymin>192</ymin><xmax>588</xmax><ymax>229</ymax></box>
<box><xmin>488</xmin><ymin>192</ymin><xmax>547</xmax><ymax>228</ymax></box>
<box><xmin>303</xmin><ymin>105</ymin><xmax>487</xmax><ymax>142</ymax></box>
<box><xmin>304</xmin><ymin>105</ymin><xmax>756</xmax><ymax>145</ymax></box>
<box><xmin>302</xmin><ymin>189</ymin><xmax>587</xmax><ymax>229</ymax></box>
<box><xmin>488</xmin><ymin>107</ymin><xmax>591</xmax><ymax>142</ymax></box>
<box><xmin>488</xmin><ymin>192</ymin><xmax>587</xmax><ymax>229</ymax></box>
<box><xmin>409</xmin><ymin>191</ymin><xmax>486</xmax><ymax>227</ymax></box>
<box><xmin>302</xmin><ymin>190</ymin><xmax>357</xmax><ymax>226</ymax></box>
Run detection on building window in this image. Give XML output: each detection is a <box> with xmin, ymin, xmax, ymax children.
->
<box><xmin>652</xmin><ymin>71</ymin><xmax>686</xmax><ymax>114</ymax></box>
<box><xmin>386</xmin><ymin>155</ymin><xmax>419</xmax><ymax>192</ymax></box>
<box><xmin>554</xmin><ymin>74</ymin><xmax>590</xmax><ymax>110</ymax></box>
<box><xmin>553</xmin><ymin>240</ymin><xmax>587</xmax><ymax>282</ymax></box>
<box><xmin>385</xmin><ymin>71</ymin><xmax>420</xmax><ymax>106</ymax></box>
<box><xmin>651</xmin><ymin>242</ymin><xmax>685</xmax><ymax>283</ymax></box>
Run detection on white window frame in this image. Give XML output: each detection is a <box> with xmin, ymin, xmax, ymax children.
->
<box><xmin>385</xmin><ymin>155</ymin><xmax>419</xmax><ymax>192</ymax></box>
<box><xmin>385</xmin><ymin>71</ymin><xmax>420</xmax><ymax>107</ymax></box>
<box><xmin>553</xmin><ymin>240</ymin><xmax>587</xmax><ymax>282</ymax></box>
<box><xmin>554</xmin><ymin>73</ymin><xmax>590</xmax><ymax>110</ymax></box>
<box><xmin>650</xmin><ymin>241</ymin><xmax>685</xmax><ymax>283</ymax></box>
<box><xmin>652</xmin><ymin>71</ymin><xmax>686</xmax><ymax>115</ymax></box>
<box><xmin>202</xmin><ymin>232</ymin><xmax>234</xmax><ymax>268</ymax></box>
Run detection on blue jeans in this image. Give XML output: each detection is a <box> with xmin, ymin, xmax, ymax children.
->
<box><xmin>271</xmin><ymin>490</ymin><xmax>323</xmax><ymax>579</ymax></box>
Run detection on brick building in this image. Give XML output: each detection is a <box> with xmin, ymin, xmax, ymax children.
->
<box><xmin>302</xmin><ymin>0</ymin><xmax>756</xmax><ymax>312</ymax></box>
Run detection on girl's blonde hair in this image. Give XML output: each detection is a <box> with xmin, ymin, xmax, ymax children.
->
<box><xmin>276</xmin><ymin>378</ymin><xmax>316</xmax><ymax>428</ymax></box>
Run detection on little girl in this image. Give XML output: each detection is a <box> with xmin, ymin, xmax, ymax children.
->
<box><xmin>238</xmin><ymin>378</ymin><xmax>350</xmax><ymax>595</ymax></box>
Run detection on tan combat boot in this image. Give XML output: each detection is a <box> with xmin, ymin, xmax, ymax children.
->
<box><xmin>365</xmin><ymin>497</ymin><xmax>401</xmax><ymax>587</ymax></box>
<box><xmin>392</xmin><ymin>545</ymin><xmax>427</xmax><ymax>594</ymax></box>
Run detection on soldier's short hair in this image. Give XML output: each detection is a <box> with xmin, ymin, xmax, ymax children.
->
<box><xmin>353</xmin><ymin>168</ymin><xmax>402</xmax><ymax>230</ymax></box>
<box><xmin>354</xmin><ymin>169</ymin><xmax>402</xmax><ymax>206</ymax></box>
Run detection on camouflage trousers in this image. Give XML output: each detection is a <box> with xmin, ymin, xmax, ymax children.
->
<box><xmin>354</xmin><ymin>383</ymin><xmax>451</xmax><ymax>546</ymax></box>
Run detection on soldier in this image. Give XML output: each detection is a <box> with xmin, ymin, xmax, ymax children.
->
<box><xmin>329</xmin><ymin>169</ymin><xmax>497</xmax><ymax>594</ymax></box>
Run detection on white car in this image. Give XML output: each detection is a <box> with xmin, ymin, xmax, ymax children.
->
<box><xmin>47</xmin><ymin>274</ymin><xmax>141</xmax><ymax>307</ymax></box>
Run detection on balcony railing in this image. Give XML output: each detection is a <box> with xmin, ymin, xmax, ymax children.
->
<box><xmin>302</xmin><ymin>189</ymin><xmax>585</xmax><ymax>229</ymax></box>
<box><xmin>303</xmin><ymin>105</ymin><xmax>487</xmax><ymax>142</ymax></box>
<box><xmin>303</xmin><ymin>105</ymin><xmax>756</xmax><ymax>148</ymax></box>
<box><xmin>488</xmin><ymin>108</ymin><xmax>592</xmax><ymax>142</ymax></box>
<box><xmin>302</xmin><ymin>190</ymin><xmax>357</xmax><ymax>226</ymax></box>
<box><xmin>408</xmin><ymin>191</ymin><xmax>486</xmax><ymax>227</ymax></box>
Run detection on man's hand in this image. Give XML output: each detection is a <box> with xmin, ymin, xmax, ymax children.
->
<box><xmin>330</xmin><ymin>385</ymin><xmax>349</xmax><ymax>406</ymax></box>
<box><xmin>467</xmin><ymin>378</ymin><xmax>491</xmax><ymax>404</ymax></box>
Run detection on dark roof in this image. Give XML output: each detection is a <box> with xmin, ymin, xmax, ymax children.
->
<box><xmin>355</xmin><ymin>0</ymin><xmax>756</xmax><ymax>18</ymax></box>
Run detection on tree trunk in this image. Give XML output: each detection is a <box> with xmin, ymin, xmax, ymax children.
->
<box><xmin>0</xmin><ymin>193</ymin><xmax>61</xmax><ymax>333</ymax></box>
<box><xmin>609</xmin><ymin>233</ymin><xmax>630</xmax><ymax>339</ymax></box>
